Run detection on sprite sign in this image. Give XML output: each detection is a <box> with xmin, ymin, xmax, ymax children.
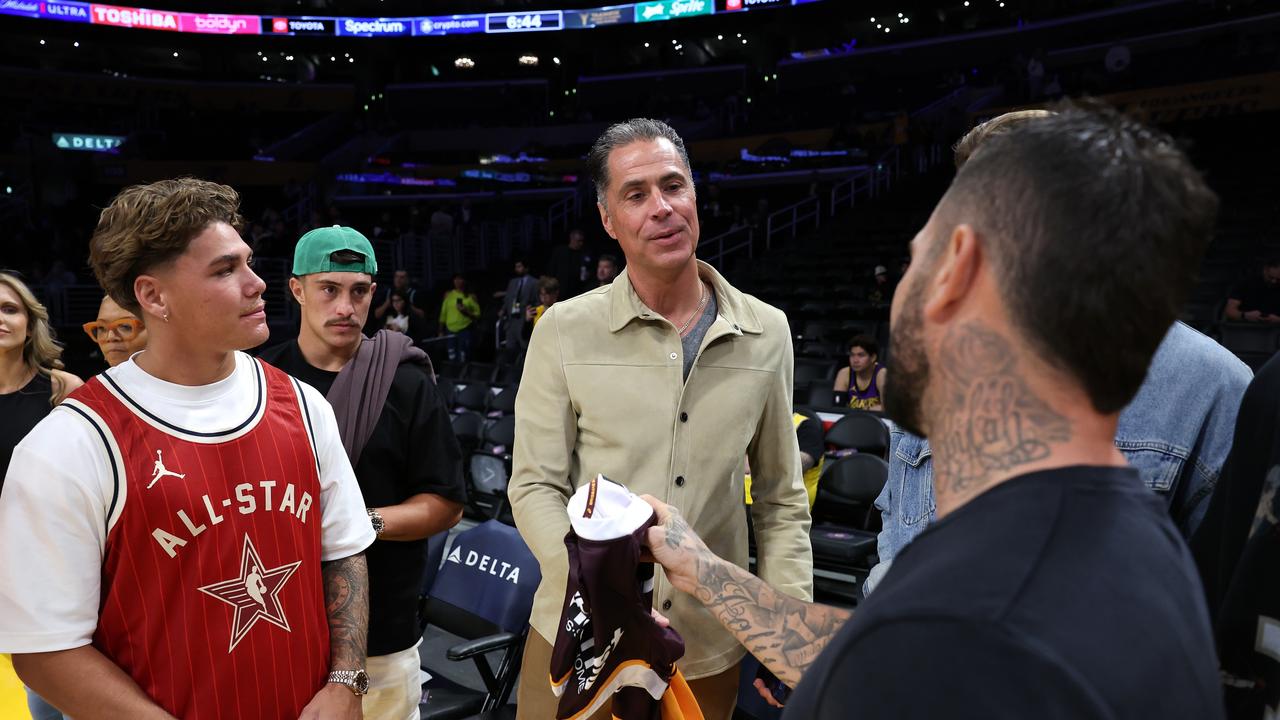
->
<box><xmin>634</xmin><ymin>0</ymin><xmax>712</xmax><ymax>22</ymax></box>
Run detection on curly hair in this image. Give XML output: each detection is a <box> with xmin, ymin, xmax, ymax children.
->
<box><xmin>0</xmin><ymin>273</ymin><xmax>67</xmax><ymax>405</ymax></box>
<box><xmin>88</xmin><ymin>178</ymin><xmax>244</xmax><ymax>315</ymax></box>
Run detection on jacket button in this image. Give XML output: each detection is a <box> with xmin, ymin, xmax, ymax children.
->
<box><xmin>669</xmin><ymin>352</ymin><xmax>678</xmax><ymax>360</ymax></box>
<box><xmin>679</xmin><ymin>412</ymin><xmax>688</xmax><ymax>423</ymax></box>
<box><xmin>662</xmin><ymin>599</ymin><xmax>672</xmax><ymax>611</ymax></box>
<box><xmin>675</xmin><ymin>476</ymin><xmax>685</xmax><ymax>487</ymax></box>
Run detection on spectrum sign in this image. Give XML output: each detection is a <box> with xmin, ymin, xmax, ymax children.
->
<box><xmin>335</xmin><ymin>16</ymin><xmax>413</xmax><ymax>36</ymax></box>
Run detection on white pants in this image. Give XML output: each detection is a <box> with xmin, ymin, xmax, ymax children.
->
<box><xmin>363</xmin><ymin>639</ymin><xmax>424</xmax><ymax>720</ymax></box>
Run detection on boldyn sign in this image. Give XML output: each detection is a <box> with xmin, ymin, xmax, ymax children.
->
<box><xmin>53</xmin><ymin>132</ymin><xmax>126</xmax><ymax>152</ymax></box>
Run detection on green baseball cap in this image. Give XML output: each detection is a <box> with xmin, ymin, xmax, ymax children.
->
<box><xmin>291</xmin><ymin>225</ymin><xmax>378</xmax><ymax>276</ymax></box>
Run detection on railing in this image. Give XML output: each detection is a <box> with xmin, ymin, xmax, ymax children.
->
<box><xmin>546</xmin><ymin>192</ymin><xmax>579</xmax><ymax>241</ymax></box>
<box><xmin>697</xmin><ymin>224</ymin><xmax>754</xmax><ymax>270</ymax></box>
<box><xmin>765</xmin><ymin>195</ymin><xmax>822</xmax><ymax>250</ymax></box>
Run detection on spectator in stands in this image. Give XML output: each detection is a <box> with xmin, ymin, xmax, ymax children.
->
<box><xmin>523</xmin><ymin>276</ymin><xmax>560</xmax><ymax>331</ymax></box>
<box><xmin>593</xmin><ymin>253</ymin><xmax>620</xmax><ymax>288</ymax></box>
<box><xmin>510</xmin><ymin>118</ymin><xmax>812</xmax><ymax>720</ymax></box>
<box><xmin>429</xmin><ymin>205</ymin><xmax>455</xmax><ymax>237</ymax></box>
<box><xmin>547</xmin><ymin>228</ymin><xmax>591</xmax><ymax>299</ymax></box>
<box><xmin>745</xmin><ymin>412</ymin><xmax>825</xmax><ymax>508</ymax></box>
<box><xmin>0</xmin><ymin>272</ymin><xmax>82</xmax><ymax>720</ymax></box>
<box><xmin>1224</xmin><ymin>255</ymin><xmax>1280</xmax><ymax>322</ymax></box>
<box><xmin>84</xmin><ymin>295</ymin><xmax>148</xmax><ymax>368</ymax></box>
<box><xmin>867</xmin><ymin>265</ymin><xmax>895</xmax><ymax>305</ymax></box>
<box><xmin>383</xmin><ymin>290</ymin><xmax>427</xmax><ymax>340</ymax></box>
<box><xmin>495</xmin><ymin>258</ymin><xmax>539</xmax><ymax>355</ymax></box>
<box><xmin>259</xmin><ymin>226</ymin><xmax>465</xmax><ymax>720</ymax></box>
<box><xmin>438</xmin><ymin>274</ymin><xmax>481</xmax><ymax>363</ymax></box>
<box><xmin>871</xmin><ymin>109</ymin><xmax>1251</xmax><ymax>597</ymax></box>
<box><xmin>832</xmin><ymin>335</ymin><xmax>887</xmax><ymax>411</ymax></box>
<box><xmin>374</xmin><ymin>269</ymin><xmax>425</xmax><ymax>323</ymax></box>
<box><xmin>639</xmin><ymin>103</ymin><xmax>1225</xmax><ymax>719</ymax></box>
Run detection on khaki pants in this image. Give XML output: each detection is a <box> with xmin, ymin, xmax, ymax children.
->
<box><xmin>364</xmin><ymin>640</ymin><xmax>424</xmax><ymax>720</ymax></box>
<box><xmin>515</xmin><ymin>631</ymin><xmax>740</xmax><ymax>720</ymax></box>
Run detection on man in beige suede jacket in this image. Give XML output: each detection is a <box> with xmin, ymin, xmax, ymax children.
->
<box><xmin>509</xmin><ymin>118</ymin><xmax>813</xmax><ymax>720</ymax></box>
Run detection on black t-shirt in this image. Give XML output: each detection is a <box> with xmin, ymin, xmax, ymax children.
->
<box><xmin>784</xmin><ymin>466</ymin><xmax>1224</xmax><ymax>720</ymax></box>
<box><xmin>258</xmin><ymin>340</ymin><xmax>466</xmax><ymax>656</ymax></box>
<box><xmin>1229</xmin><ymin>275</ymin><xmax>1280</xmax><ymax>317</ymax></box>
<box><xmin>1192</xmin><ymin>352</ymin><xmax>1280</xmax><ymax>719</ymax></box>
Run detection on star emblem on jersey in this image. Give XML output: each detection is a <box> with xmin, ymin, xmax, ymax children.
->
<box><xmin>197</xmin><ymin>534</ymin><xmax>301</xmax><ymax>652</ymax></box>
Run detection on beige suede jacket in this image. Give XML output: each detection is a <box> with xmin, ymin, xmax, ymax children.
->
<box><xmin>509</xmin><ymin>260</ymin><xmax>814</xmax><ymax>679</ymax></box>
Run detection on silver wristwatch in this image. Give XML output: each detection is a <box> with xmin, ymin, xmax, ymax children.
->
<box><xmin>328</xmin><ymin>669</ymin><xmax>370</xmax><ymax>696</ymax></box>
<box><xmin>367</xmin><ymin>507</ymin><xmax>385</xmax><ymax>537</ymax></box>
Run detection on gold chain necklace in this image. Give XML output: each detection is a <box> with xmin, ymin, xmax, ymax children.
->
<box><xmin>677</xmin><ymin>282</ymin><xmax>709</xmax><ymax>336</ymax></box>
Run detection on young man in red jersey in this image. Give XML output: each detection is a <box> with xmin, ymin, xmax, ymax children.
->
<box><xmin>0</xmin><ymin>178</ymin><xmax>375</xmax><ymax>720</ymax></box>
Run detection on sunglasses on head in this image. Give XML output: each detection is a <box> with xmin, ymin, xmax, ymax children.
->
<box><xmin>83</xmin><ymin>317</ymin><xmax>145</xmax><ymax>342</ymax></box>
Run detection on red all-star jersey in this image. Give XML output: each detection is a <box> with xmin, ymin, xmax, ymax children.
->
<box><xmin>68</xmin><ymin>359</ymin><xmax>330</xmax><ymax>720</ymax></box>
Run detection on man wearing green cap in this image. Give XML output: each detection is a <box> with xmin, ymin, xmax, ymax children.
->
<box><xmin>258</xmin><ymin>225</ymin><xmax>467</xmax><ymax>720</ymax></box>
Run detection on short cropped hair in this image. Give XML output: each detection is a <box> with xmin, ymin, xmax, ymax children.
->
<box><xmin>537</xmin><ymin>275</ymin><xmax>560</xmax><ymax>296</ymax></box>
<box><xmin>89</xmin><ymin>178</ymin><xmax>244</xmax><ymax>315</ymax></box>
<box><xmin>847</xmin><ymin>335</ymin><xmax>880</xmax><ymax>359</ymax></box>
<box><xmin>953</xmin><ymin>109</ymin><xmax>1054</xmax><ymax>169</ymax></box>
<box><xmin>939</xmin><ymin>100</ymin><xmax>1218</xmax><ymax>413</ymax></box>
<box><xmin>587</xmin><ymin>118</ymin><xmax>692</xmax><ymax>206</ymax></box>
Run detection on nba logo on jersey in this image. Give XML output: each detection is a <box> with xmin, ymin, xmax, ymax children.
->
<box><xmin>198</xmin><ymin>534</ymin><xmax>302</xmax><ymax>652</ymax></box>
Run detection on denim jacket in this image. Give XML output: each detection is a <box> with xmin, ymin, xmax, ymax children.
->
<box><xmin>866</xmin><ymin>322</ymin><xmax>1251</xmax><ymax>595</ymax></box>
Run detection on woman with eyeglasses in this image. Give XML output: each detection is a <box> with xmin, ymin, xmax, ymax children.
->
<box><xmin>85</xmin><ymin>295</ymin><xmax>148</xmax><ymax>367</ymax></box>
<box><xmin>0</xmin><ymin>272</ymin><xmax>81</xmax><ymax>720</ymax></box>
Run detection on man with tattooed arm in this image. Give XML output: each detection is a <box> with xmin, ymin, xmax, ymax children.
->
<box><xmin>642</xmin><ymin>104</ymin><xmax>1226</xmax><ymax>718</ymax></box>
<box><xmin>0</xmin><ymin>179</ymin><xmax>374</xmax><ymax>720</ymax></box>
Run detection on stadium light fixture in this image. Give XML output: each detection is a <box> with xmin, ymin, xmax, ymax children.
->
<box><xmin>553</xmin><ymin>56</ymin><xmax>561</xmax><ymax>65</ymax></box>
<box><xmin>455</xmin><ymin>56</ymin><xmax>475</xmax><ymax>69</ymax></box>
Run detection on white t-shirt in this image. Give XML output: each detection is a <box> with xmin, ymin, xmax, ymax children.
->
<box><xmin>0</xmin><ymin>351</ymin><xmax>375</xmax><ymax>653</ymax></box>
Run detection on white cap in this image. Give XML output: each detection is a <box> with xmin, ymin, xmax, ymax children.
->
<box><xmin>567</xmin><ymin>474</ymin><xmax>656</xmax><ymax>541</ymax></box>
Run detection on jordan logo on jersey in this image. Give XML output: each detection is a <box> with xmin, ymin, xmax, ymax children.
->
<box><xmin>197</xmin><ymin>534</ymin><xmax>302</xmax><ymax>652</ymax></box>
<box><xmin>147</xmin><ymin>449</ymin><xmax>186</xmax><ymax>490</ymax></box>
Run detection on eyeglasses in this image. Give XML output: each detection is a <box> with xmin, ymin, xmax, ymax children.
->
<box><xmin>83</xmin><ymin>317</ymin><xmax>145</xmax><ymax>342</ymax></box>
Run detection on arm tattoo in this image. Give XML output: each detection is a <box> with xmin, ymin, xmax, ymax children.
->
<box><xmin>933</xmin><ymin>323</ymin><xmax>1071</xmax><ymax>495</ymax></box>
<box><xmin>692</xmin><ymin>554</ymin><xmax>849</xmax><ymax>688</ymax></box>
<box><xmin>322</xmin><ymin>553</ymin><xmax>369</xmax><ymax>670</ymax></box>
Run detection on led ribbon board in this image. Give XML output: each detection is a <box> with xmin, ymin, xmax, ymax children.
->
<box><xmin>0</xmin><ymin>0</ymin><xmax>820</xmax><ymax>35</ymax></box>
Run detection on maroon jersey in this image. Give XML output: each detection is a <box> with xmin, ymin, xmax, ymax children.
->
<box><xmin>69</xmin><ymin>359</ymin><xmax>330</xmax><ymax>719</ymax></box>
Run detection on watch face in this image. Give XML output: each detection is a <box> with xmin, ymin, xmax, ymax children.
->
<box><xmin>354</xmin><ymin>670</ymin><xmax>370</xmax><ymax>694</ymax></box>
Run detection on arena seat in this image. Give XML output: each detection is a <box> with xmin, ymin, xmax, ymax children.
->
<box><xmin>419</xmin><ymin>522</ymin><xmax>539</xmax><ymax>719</ymax></box>
<box><xmin>468</xmin><ymin>415</ymin><xmax>517</xmax><ymax>523</ymax></box>
<box><xmin>809</xmin><ymin>454</ymin><xmax>889</xmax><ymax>573</ymax></box>
<box><xmin>824</xmin><ymin>411</ymin><xmax>891</xmax><ymax>458</ymax></box>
